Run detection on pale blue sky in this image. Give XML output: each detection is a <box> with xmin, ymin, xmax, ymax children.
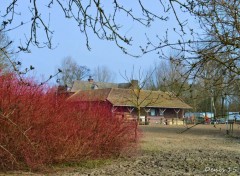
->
<box><xmin>1</xmin><ymin>1</ymin><xmax>196</xmax><ymax>84</ymax></box>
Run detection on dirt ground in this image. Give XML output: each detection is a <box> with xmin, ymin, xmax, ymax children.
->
<box><xmin>2</xmin><ymin>124</ymin><xmax>240</xmax><ymax>176</ymax></box>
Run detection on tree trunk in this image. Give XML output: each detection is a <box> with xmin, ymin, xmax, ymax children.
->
<box><xmin>137</xmin><ymin>107</ymin><xmax>141</xmax><ymax>124</ymax></box>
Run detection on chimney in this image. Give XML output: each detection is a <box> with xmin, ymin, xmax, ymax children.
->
<box><xmin>131</xmin><ymin>80</ymin><xmax>139</xmax><ymax>89</ymax></box>
<box><xmin>56</xmin><ymin>85</ymin><xmax>68</xmax><ymax>95</ymax></box>
<box><xmin>57</xmin><ymin>85</ymin><xmax>67</xmax><ymax>93</ymax></box>
<box><xmin>57</xmin><ymin>85</ymin><xmax>73</xmax><ymax>97</ymax></box>
<box><xmin>88</xmin><ymin>76</ymin><xmax>94</xmax><ymax>83</ymax></box>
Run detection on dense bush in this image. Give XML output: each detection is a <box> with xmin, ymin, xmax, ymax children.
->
<box><xmin>0</xmin><ymin>73</ymin><xmax>138</xmax><ymax>171</ymax></box>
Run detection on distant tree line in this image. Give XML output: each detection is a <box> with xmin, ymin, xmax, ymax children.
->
<box><xmin>57</xmin><ymin>56</ymin><xmax>116</xmax><ymax>88</ymax></box>
<box><xmin>145</xmin><ymin>56</ymin><xmax>240</xmax><ymax>119</ymax></box>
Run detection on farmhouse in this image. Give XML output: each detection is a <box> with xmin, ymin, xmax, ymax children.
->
<box><xmin>67</xmin><ymin>77</ymin><xmax>192</xmax><ymax>125</ymax></box>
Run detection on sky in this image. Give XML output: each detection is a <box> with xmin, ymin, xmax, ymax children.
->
<box><xmin>1</xmin><ymin>1</ymin><xmax>195</xmax><ymax>84</ymax></box>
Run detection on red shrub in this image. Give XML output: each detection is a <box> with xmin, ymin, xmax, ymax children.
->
<box><xmin>0</xmin><ymin>73</ymin><xmax>139</xmax><ymax>171</ymax></box>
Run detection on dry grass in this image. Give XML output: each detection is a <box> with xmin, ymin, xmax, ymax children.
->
<box><xmin>139</xmin><ymin>124</ymin><xmax>240</xmax><ymax>175</ymax></box>
<box><xmin>140</xmin><ymin>124</ymin><xmax>240</xmax><ymax>152</ymax></box>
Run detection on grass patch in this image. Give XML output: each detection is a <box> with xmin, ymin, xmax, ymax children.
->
<box><xmin>68</xmin><ymin>159</ymin><xmax>112</xmax><ymax>169</ymax></box>
<box><xmin>53</xmin><ymin>158</ymin><xmax>113</xmax><ymax>170</ymax></box>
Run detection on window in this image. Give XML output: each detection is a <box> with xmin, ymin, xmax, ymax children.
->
<box><xmin>150</xmin><ymin>109</ymin><xmax>156</xmax><ymax>116</ymax></box>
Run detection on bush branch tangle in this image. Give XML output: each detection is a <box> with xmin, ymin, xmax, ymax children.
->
<box><xmin>0</xmin><ymin>72</ymin><xmax>139</xmax><ymax>171</ymax></box>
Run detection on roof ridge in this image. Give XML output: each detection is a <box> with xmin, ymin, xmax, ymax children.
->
<box><xmin>67</xmin><ymin>89</ymin><xmax>81</xmax><ymax>100</ymax></box>
<box><xmin>74</xmin><ymin>80</ymin><xmax>118</xmax><ymax>84</ymax></box>
<box><xmin>107</xmin><ymin>88</ymin><xmax>113</xmax><ymax>99</ymax></box>
<box><xmin>110</xmin><ymin>87</ymin><xmax>165</xmax><ymax>93</ymax></box>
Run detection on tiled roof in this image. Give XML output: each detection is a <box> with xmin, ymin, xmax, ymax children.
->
<box><xmin>68</xmin><ymin>88</ymin><xmax>192</xmax><ymax>109</ymax></box>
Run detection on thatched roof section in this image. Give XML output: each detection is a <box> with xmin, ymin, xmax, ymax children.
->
<box><xmin>71</xmin><ymin>80</ymin><xmax>131</xmax><ymax>92</ymax></box>
<box><xmin>68</xmin><ymin>88</ymin><xmax>112</xmax><ymax>102</ymax></box>
<box><xmin>68</xmin><ymin>88</ymin><xmax>192</xmax><ymax>109</ymax></box>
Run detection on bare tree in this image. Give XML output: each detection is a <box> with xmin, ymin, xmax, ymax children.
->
<box><xmin>93</xmin><ymin>66</ymin><xmax>115</xmax><ymax>83</ymax></box>
<box><xmin>57</xmin><ymin>57</ymin><xmax>90</xmax><ymax>88</ymax></box>
<box><xmin>121</xmin><ymin>67</ymin><xmax>157</xmax><ymax>124</ymax></box>
<box><xmin>190</xmin><ymin>53</ymin><xmax>240</xmax><ymax>117</ymax></box>
<box><xmin>2</xmin><ymin>1</ymin><xmax>238</xmax><ymax>63</ymax></box>
<box><xmin>191</xmin><ymin>0</ymin><xmax>240</xmax><ymax>114</ymax></box>
<box><xmin>0</xmin><ymin>1</ymin><xmax>170</xmax><ymax>54</ymax></box>
<box><xmin>0</xmin><ymin>31</ymin><xmax>61</xmax><ymax>85</ymax></box>
<box><xmin>147</xmin><ymin>60</ymin><xmax>185</xmax><ymax>90</ymax></box>
<box><xmin>0</xmin><ymin>32</ymin><xmax>15</xmax><ymax>72</ymax></box>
